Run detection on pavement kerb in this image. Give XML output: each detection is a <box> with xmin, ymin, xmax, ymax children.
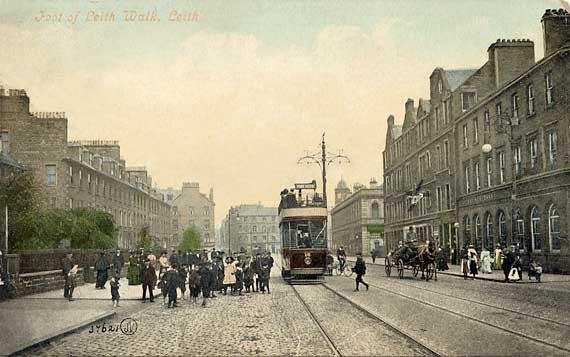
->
<box><xmin>6</xmin><ymin>310</ymin><xmax>116</xmax><ymax>356</ymax></box>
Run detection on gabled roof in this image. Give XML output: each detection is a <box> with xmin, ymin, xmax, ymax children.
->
<box><xmin>417</xmin><ymin>99</ymin><xmax>431</xmax><ymax>118</ymax></box>
<box><xmin>443</xmin><ymin>68</ymin><xmax>478</xmax><ymax>91</ymax></box>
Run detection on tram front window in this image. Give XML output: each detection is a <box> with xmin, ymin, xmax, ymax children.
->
<box><xmin>282</xmin><ymin>219</ymin><xmax>326</xmax><ymax>249</ymax></box>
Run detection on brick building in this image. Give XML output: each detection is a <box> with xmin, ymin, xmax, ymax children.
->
<box><xmin>0</xmin><ymin>90</ymin><xmax>174</xmax><ymax>249</ymax></box>
<box><xmin>170</xmin><ymin>183</ymin><xmax>215</xmax><ymax>249</ymax></box>
<box><xmin>219</xmin><ymin>204</ymin><xmax>279</xmax><ymax>255</ymax></box>
<box><xmin>383</xmin><ymin>8</ymin><xmax>570</xmax><ymax>272</ymax></box>
<box><xmin>331</xmin><ymin>179</ymin><xmax>385</xmax><ymax>256</ymax></box>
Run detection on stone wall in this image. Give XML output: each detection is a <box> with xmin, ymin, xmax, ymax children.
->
<box><xmin>16</xmin><ymin>249</ymin><xmax>129</xmax><ymax>274</ymax></box>
<box><xmin>15</xmin><ymin>268</ymin><xmax>85</xmax><ymax>296</ymax></box>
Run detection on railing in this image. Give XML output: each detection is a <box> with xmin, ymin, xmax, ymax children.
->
<box><xmin>68</xmin><ymin>140</ymin><xmax>119</xmax><ymax>146</ymax></box>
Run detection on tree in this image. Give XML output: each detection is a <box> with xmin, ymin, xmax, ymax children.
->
<box><xmin>179</xmin><ymin>227</ymin><xmax>201</xmax><ymax>251</ymax></box>
<box><xmin>137</xmin><ymin>226</ymin><xmax>153</xmax><ymax>251</ymax></box>
<box><xmin>69</xmin><ymin>208</ymin><xmax>116</xmax><ymax>249</ymax></box>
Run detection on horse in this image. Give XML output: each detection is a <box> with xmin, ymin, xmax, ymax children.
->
<box><xmin>418</xmin><ymin>240</ymin><xmax>438</xmax><ymax>281</ymax></box>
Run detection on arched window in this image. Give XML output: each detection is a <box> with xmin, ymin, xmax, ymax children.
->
<box><xmin>531</xmin><ymin>207</ymin><xmax>541</xmax><ymax>251</ymax></box>
<box><xmin>371</xmin><ymin>202</ymin><xmax>380</xmax><ymax>218</ymax></box>
<box><xmin>474</xmin><ymin>215</ymin><xmax>482</xmax><ymax>251</ymax></box>
<box><xmin>549</xmin><ymin>205</ymin><xmax>560</xmax><ymax>252</ymax></box>
<box><xmin>498</xmin><ymin>211</ymin><xmax>507</xmax><ymax>247</ymax></box>
<box><xmin>514</xmin><ymin>209</ymin><xmax>524</xmax><ymax>250</ymax></box>
<box><xmin>485</xmin><ymin>213</ymin><xmax>494</xmax><ymax>251</ymax></box>
<box><xmin>463</xmin><ymin>215</ymin><xmax>471</xmax><ymax>245</ymax></box>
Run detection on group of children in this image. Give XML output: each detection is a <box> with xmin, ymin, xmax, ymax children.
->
<box><xmin>157</xmin><ymin>254</ymin><xmax>274</xmax><ymax>308</ymax></box>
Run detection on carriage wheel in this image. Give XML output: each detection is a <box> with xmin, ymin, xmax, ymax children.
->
<box><xmin>425</xmin><ymin>263</ymin><xmax>435</xmax><ymax>281</ymax></box>
<box><xmin>344</xmin><ymin>263</ymin><xmax>354</xmax><ymax>277</ymax></box>
<box><xmin>412</xmin><ymin>265</ymin><xmax>419</xmax><ymax>278</ymax></box>
<box><xmin>385</xmin><ymin>257</ymin><xmax>391</xmax><ymax>277</ymax></box>
<box><xmin>397</xmin><ymin>259</ymin><xmax>405</xmax><ymax>279</ymax></box>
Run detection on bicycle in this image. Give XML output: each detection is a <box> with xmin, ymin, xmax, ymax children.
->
<box><xmin>333</xmin><ymin>259</ymin><xmax>353</xmax><ymax>277</ymax></box>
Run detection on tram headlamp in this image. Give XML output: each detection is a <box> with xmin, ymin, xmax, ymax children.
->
<box><xmin>304</xmin><ymin>257</ymin><xmax>312</xmax><ymax>265</ymax></box>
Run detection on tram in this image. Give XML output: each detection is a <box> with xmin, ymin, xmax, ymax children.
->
<box><xmin>279</xmin><ymin>181</ymin><xmax>328</xmax><ymax>282</ymax></box>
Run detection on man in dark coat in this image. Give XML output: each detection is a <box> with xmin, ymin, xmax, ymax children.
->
<box><xmin>178</xmin><ymin>264</ymin><xmax>188</xmax><ymax>299</ymax></box>
<box><xmin>199</xmin><ymin>263</ymin><xmax>211</xmax><ymax>307</ymax></box>
<box><xmin>259</xmin><ymin>263</ymin><xmax>270</xmax><ymax>294</ymax></box>
<box><xmin>166</xmin><ymin>265</ymin><xmax>179</xmax><ymax>308</ymax></box>
<box><xmin>208</xmin><ymin>262</ymin><xmax>218</xmax><ymax>298</ymax></box>
<box><xmin>138</xmin><ymin>249</ymin><xmax>148</xmax><ymax>283</ymax></box>
<box><xmin>252</xmin><ymin>254</ymin><xmax>262</xmax><ymax>292</ymax></box>
<box><xmin>169</xmin><ymin>249</ymin><xmax>179</xmax><ymax>267</ymax></box>
<box><xmin>112</xmin><ymin>249</ymin><xmax>124</xmax><ymax>277</ymax></box>
<box><xmin>95</xmin><ymin>252</ymin><xmax>109</xmax><ymax>289</ymax></box>
<box><xmin>353</xmin><ymin>253</ymin><xmax>369</xmax><ymax>292</ymax></box>
<box><xmin>141</xmin><ymin>259</ymin><xmax>156</xmax><ymax>303</ymax></box>
<box><xmin>503</xmin><ymin>250</ymin><xmax>514</xmax><ymax>282</ymax></box>
<box><xmin>62</xmin><ymin>252</ymin><xmax>76</xmax><ymax>301</ymax></box>
<box><xmin>188</xmin><ymin>267</ymin><xmax>201</xmax><ymax>304</ymax></box>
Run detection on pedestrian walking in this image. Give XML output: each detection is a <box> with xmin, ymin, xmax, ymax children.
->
<box><xmin>479</xmin><ymin>249</ymin><xmax>492</xmax><ymax>274</ymax></box>
<box><xmin>353</xmin><ymin>253</ymin><xmax>369</xmax><ymax>291</ymax></box>
<box><xmin>112</xmin><ymin>249</ymin><xmax>124</xmax><ymax>277</ymax></box>
<box><xmin>159</xmin><ymin>269</ymin><xmax>169</xmax><ymax>304</ymax></box>
<box><xmin>460</xmin><ymin>247</ymin><xmax>469</xmax><ymax>280</ymax></box>
<box><xmin>502</xmin><ymin>249</ymin><xmax>514</xmax><ymax>282</ymax></box>
<box><xmin>178</xmin><ymin>264</ymin><xmax>188</xmax><ymax>300</ymax></box>
<box><xmin>259</xmin><ymin>263</ymin><xmax>270</xmax><ymax>294</ymax></box>
<box><xmin>494</xmin><ymin>244</ymin><xmax>503</xmax><ymax>270</ymax></box>
<box><xmin>235</xmin><ymin>263</ymin><xmax>244</xmax><ymax>296</ymax></box>
<box><xmin>371</xmin><ymin>248</ymin><xmax>379</xmax><ymax>264</ymax></box>
<box><xmin>169</xmin><ymin>249</ymin><xmax>179</xmax><ymax>267</ymax></box>
<box><xmin>110</xmin><ymin>275</ymin><xmax>120</xmax><ymax>307</ymax></box>
<box><xmin>62</xmin><ymin>252</ymin><xmax>77</xmax><ymax>301</ymax></box>
<box><xmin>141</xmin><ymin>259</ymin><xmax>156</xmax><ymax>303</ymax></box>
<box><xmin>199</xmin><ymin>263</ymin><xmax>211</xmax><ymax>307</ymax></box>
<box><xmin>159</xmin><ymin>252</ymin><xmax>169</xmax><ymax>279</ymax></box>
<box><xmin>166</xmin><ymin>265</ymin><xmax>179</xmax><ymax>308</ymax></box>
<box><xmin>95</xmin><ymin>252</ymin><xmax>109</xmax><ymax>289</ymax></box>
<box><xmin>188</xmin><ymin>266</ymin><xmax>201</xmax><ymax>304</ymax></box>
<box><xmin>467</xmin><ymin>245</ymin><xmax>478</xmax><ymax>280</ymax></box>
<box><xmin>223</xmin><ymin>257</ymin><xmax>237</xmax><ymax>295</ymax></box>
<box><xmin>243</xmin><ymin>262</ymin><xmax>254</xmax><ymax>292</ymax></box>
<box><xmin>208</xmin><ymin>262</ymin><xmax>218</xmax><ymax>298</ymax></box>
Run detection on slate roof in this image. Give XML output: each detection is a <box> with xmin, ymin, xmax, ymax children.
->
<box><xmin>443</xmin><ymin>68</ymin><xmax>478</xmax><ymax>91</ymax></box>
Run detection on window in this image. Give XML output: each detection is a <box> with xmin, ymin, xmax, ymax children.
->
<box><xmin>463</xmin><ymin>124</ymin><xmax>468</xmax><ymax>147</ymax></box>
<box><xmin>435</xmin><ymin>107</ymin><xmax>441</xmax><ymax>130</ymax></box>
<box><xmin>426</xmin><ymin>151</ymin><xmax>431</xmax><ymax>168</ymax></box>
<box><xmin>498</xmin><ymin>211</ymin><xmax>507</xmax><ymax>246</ymax></box>
<box><xmin>475</xmin><ymin>162</ymin><xmax>481</xmax><ymax>191</ymax></box>
<box><xmin>486</xmin><ymin>213</ymin><xmax>493</xmax><ymax>251</ymax></box>
<box><xmin>531</xmin><ymin>206</ymin><xmax>541</xmax><ymax>251</ymax></box>
<box><xmin>549</xmin><ymin>205</ymin><xmax>560</xmax><ymax>252</ymax></box>
<box><xmin>46</xmin><ymin>165</ymin><xmax>57</xmax><ymax>185</ymax></box>
<box><xmin>69</xmin><ymin>166</ymin><xmax>74</xmax><ymax>184</ymax></box>
<box><xmin>529</xmin><ymin>138</ymin><xmax>538</xmax><ymax>168</ymax></box>
<box><xmin>475</xmin><ymin>215</ymin><xmax>482</xmax><ymax>251</ymax></box>
<box><xmin>499</xmin><ymin>152</ymin><xmax>505</xmax><ymax>184</ymax></box>
<box><xmin>0</xmin><ymin>132</ymin><xmax>9</xmax><ymax>154</ymax></box>
<box><xmin>436</xmin><ymin>187</ymin><xmax>442</xmax><ymax>211</ymax></box>
<box><xmin>548</xmin><ymin>131</ymin><xmax>557</xmax><ymax>166</ymax></box>
<box><xmin>514</xmin><ymin>146</ymin><xmax>522</xmax><ymax>175</ymax></box>
<box><xmin>87</xmin><ymin>173</ymin><xmax>92</xmax><ymax>191</ymax></box>
<box><xmin>444</xmin><ymin>141</ymin><xmax>450</xmax><ymax>168</ymax></box>
<box><xmin>496</xmin><ymin>102</ymin><xmax>502</xmax><ymax>116</ymax></box>
<box><xmin>461</xmin><ymin>92</ymin><xmax>476</xmax><ymax>112</ymax></box>
<box><xmin>484</xmin><ymin>111</ymin><xmax>490</xmax><ymax>132</ymax></box>
<box><xmin>438</xmin><ymin>79</ymin><xmax>443</xmax><ymax>93</ymax></box>
<box><xmin>545</xmin><ymin>72</ymin><xmax>554</xmax><ymax>105</ymax></box>
<box><xmin>444</xmin><ymin>99</ymin><xmax>451</xmax><ymax>123</ymax></box>
<box><xmin>435</xmin><ymin>145</ymin><xmax>441</xmax><ymax>171</ymax></box>
<box><xmin>515</xmin><ymin>213</ymin><xmax>524</xmax><ymax>250</ymax></box>
<box><xmin>464</xmin><ymin>164</ymin><xmax>471</xmax><ymax>193</ymax></box>
<box><xmin>473</xmin><ymin>118</ymin><xmax>479</xmax><ymax>143</ymax></box>
<box><xmin>464</xmin><ymin>215</ymin><xmax>471</xmax><ymax>244</ymax></box>
<box><xmin>512</xmin><ymin>93</ymin><xmax>519</xmax><ymax>119</ymax></box>
<box><xmin>371</xmin><ymin>202</ymin><xmax>380</xmax><ymax>219</ymax></box>
<box><xmin>486</xmin><ymin>157</ymin><xmax>492</xmax><ymax>187</ymax></box>
<box><xmin>527</xmin><ymin>84</ymin><xmax>535</xmax><ymax>115</ymax></box>
<box><xmin>445</xmin><ymin>184</ymin><xmax>451</xmax><ymax>209</ymax></box>
<box><xmin>68</xmin><ymin>198</ymin><xmax>73</xmax><ymax>209</ymax></box>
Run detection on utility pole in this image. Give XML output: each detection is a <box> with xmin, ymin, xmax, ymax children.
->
<box><xmin>298</xmin><ymin>132</ymin><xmax>350</xmax><ymax>207</ymax></box>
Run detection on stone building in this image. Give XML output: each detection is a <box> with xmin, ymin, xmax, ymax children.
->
<box><xmin>219</xmin><ymin>204</ymin><xmax>279</xmax><ymax>255</ymax></box>
<box><xmin>0</xmin><ymin>89</ymin><xmax>173</xmax><ymax>249</ymax></box>
<box><xmin>170</xmin><ymin>183</ymin><xmax>215</xmax><ymax>249</ymax></box>
<box><xmin>331</xmin><ymin>179</ymin><xmax>385</xmax><ymax>256</ymax></box>
<box><xmin>454</xmin><ymin>9</ymin><xmax>570</xmax><ymax>272</ymax></box>
<box><xmin>383</xmin><ymin>8</ymin><xmax>570</xmax><ymax>272</ymax></box>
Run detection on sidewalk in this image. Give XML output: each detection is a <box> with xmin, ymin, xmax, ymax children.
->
<box><xmin>1</xmin><ymin>277</ymin><xmax>149</xmax><ymax>356</ymax></box>
<box><xmin>347</xmin><ymin>256</ymin><xmax>570</xmax><ymax>283</ymax></box>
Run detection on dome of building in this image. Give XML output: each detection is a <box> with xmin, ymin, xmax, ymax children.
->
<box><xmin>336</xmin><ymin>178</ymin><xmax>348</xmax><ymax>189</ymax></box>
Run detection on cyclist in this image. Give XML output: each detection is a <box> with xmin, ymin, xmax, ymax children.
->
<box><xmin>337</xmin><ymin>246</ymin><xmax>347</xmax><ymax>272</ymax></box>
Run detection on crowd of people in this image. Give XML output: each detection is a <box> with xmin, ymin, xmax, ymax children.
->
<box><xmin>61</xmin><ymin>248</ymin><xmax>275</xmax><ymax>307</ymax></box>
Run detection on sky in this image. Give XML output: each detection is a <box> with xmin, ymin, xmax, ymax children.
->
<box><xmin>0</xmin><ymin>0</ymin><xmax>561</xmax><ymax>226</ymax></box>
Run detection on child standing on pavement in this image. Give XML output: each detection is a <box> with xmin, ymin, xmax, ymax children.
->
<box><xmin>188</xmin><ymin>266</ymin><xmax>201</xmax><ymax>304</ymax></box>
<box><xmin>178</xmin><ymin>264</ymin><xmax>188</xmax><ymax>300</ymax></box>
<box><xmin>110</xmin><ymin>275</ymin><xmax>121</xmax><ymax>307</ymax></box>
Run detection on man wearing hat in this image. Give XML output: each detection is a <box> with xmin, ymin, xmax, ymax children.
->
<box><xmin>112</xmin><ymin>249</ymin><xmax>124</xmax><ymax>277</ymax></box>
<box><xmin>62</xmin><ymin>252</ymin><xmax>77</xmax><ymax>301</ymax></box>
<box><xmin>141</xmin><ymin>259</ymin><xmax>156</xmax><ymax>303</ymax></box>
<box><xmin>353</xmin><ymin>253</ymin><xmax>369</xmax><ymax>292</ymax></box>
<box><xmin>95</xmin><ymin>252</ymin><xmax>109</xmax><ymax>289</ymax></box>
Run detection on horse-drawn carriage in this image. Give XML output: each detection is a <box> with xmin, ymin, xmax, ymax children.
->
<box><xmin>385</xmin><ymin>241</ymin><xmax>437</xmax><ymax>281</ymax></box>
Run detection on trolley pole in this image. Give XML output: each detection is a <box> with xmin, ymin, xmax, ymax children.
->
<box><xmin>298</xmin><ymin>133</ymin><xmax>350</xmax><ymax>208</ymax></box>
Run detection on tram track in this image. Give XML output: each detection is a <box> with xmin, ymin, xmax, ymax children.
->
<box><xmin>342</xmin><ymin>274</ymin><xmax>570</xmax><ymax>354</ymax></box>
<box><xmin>289</xmin><ymin>282</ymin><xmax>439</xmax><ymax>356</ymax></box>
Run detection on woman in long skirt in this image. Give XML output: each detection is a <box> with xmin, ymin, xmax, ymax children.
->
<box><xmin>127</xmin><ymin>252</ymin><xmax>141</xmax><ymax>285</ymax></box>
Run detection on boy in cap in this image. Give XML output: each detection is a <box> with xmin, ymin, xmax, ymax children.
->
<box><xmin>166</xmin><ymin>264</ymin><xmax>179</xmax><ymax>308</ymax></box>
<box><xmin>188</xmin><ymin>266</ymin><xmax>201</xmax><ymax>304</ymax></box>
<box><xmin>110</xmin><ymin>274</ymin><xmax>121</xmax><ymax>307</ymax></box>
<box><xmin>178</xmin><ymin>263</ymin><xmax>188</xmax><ymax>300</ymax></box>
